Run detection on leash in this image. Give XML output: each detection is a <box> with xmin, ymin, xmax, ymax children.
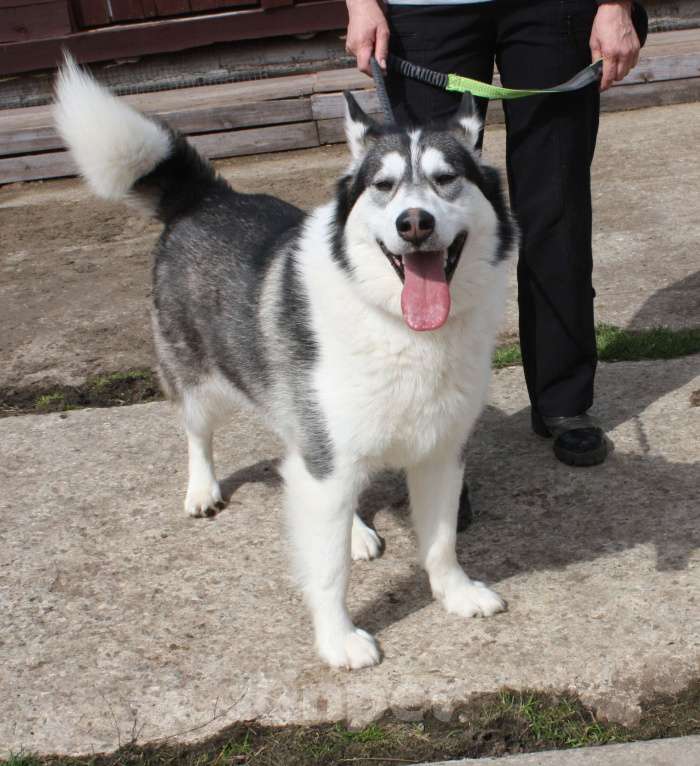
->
<box><xmin>387</xmin><ymin>54</ymin><xmax>604</xmax><ymax>100</ymax></box>
<box><xmin>368</xmin><ymin>54</ymin><xmax>602</xmax><ymax>124</ymax></box>
<box><xmin>370</xmin><ymin>56</ymin><xmax>396</xmax><ymax>124</ymax></box>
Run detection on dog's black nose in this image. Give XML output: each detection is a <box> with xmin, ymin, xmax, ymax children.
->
<box><xmin>396</xmin><ymin>208</ymin><xmax>435</xmax><ymax>245</ymax></box>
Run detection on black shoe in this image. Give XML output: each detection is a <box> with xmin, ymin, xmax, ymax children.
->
<box><xmin>531</xmin><ymin>410</ymin><xmax>608</xmax><ymax>467</ymax></box>
<box><xmin>457</xmin><ymin>482</ymin><xmax>472</xmax><ymax>532</ymax></box>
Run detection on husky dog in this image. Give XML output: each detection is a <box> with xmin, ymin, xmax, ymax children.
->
<box><xmin>54</xmin><ymin>56</ymin><xmax>517</xmax><ymax>669</ymax></box>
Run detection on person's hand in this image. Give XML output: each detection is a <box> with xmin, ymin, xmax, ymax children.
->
<box><xmin>346</xmin><ymin>0</ymin><xmax>389</xmax><ymax>76</ymax></box>
<box><xmin>590</xmin><ymin>1</ymin><xmax>641</xmax><ymax>91</ymax></box>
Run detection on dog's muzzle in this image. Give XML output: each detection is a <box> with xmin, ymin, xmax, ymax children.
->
<box><xmin>378</xmin><ymin>231</ymin><xmax>468</xmax><ymax>283</ymax></box>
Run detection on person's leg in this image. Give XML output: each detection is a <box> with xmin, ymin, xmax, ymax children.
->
<box><xmin>385</xmin><ymin>3</ymin><xmax>497</xmax><ymax>133</ymax></box>
<box><xmin>496</xmin><ymin>0</ymin><xmax>605</xmax><ymax>464</ymax></box>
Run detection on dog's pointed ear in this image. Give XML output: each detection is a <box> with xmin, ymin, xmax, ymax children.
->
<box><xmin>344</xmin><ymin>91</ymin><xmax>379</xmax><ymax>161</ymax></box>
<box><xmin>449</xmin><ymin>93</ymin><xmax>482</xmax><ymax>150</ymax></box>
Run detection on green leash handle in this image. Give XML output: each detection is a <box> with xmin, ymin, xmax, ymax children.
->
<box><xmin>388</xmin><ymin>54</ymin><xmax>604</xmax><ymax>100</ymax></box>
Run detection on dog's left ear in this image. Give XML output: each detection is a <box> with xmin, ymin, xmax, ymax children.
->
<box><xmin>449</xmin><ymin>93</ymin><xmax>482</xmax><ymax>150</ymax></box>
<box><xmin>344</xmin><ymin>91</ymin><xmax>380</xmax><ymax>161</ymax></box>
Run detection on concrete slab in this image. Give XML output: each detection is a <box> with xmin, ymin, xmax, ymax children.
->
<box><xmin>2</xmin><ymin>103</ymin><xmax>699</xmax><ymax>390</ymax></box>
<box><xmin>419</xmin><ymin>734</ymin><xmax>700</xmax><ymax>766</ymax></box>
<box><xmin>1</xmin><ymin>357</ymin><xmax>698</xmax><ymax>757</ymax></box>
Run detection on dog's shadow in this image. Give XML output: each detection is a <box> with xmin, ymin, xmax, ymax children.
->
<box><xmin>219</xmin><ymin>458</ymin><xmax>281</xmax><ymax>503</ymax></box>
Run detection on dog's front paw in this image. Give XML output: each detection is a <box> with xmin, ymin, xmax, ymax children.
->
<box><xmin>351</xmin><ymin>519</ymin><xmax>382</xmax><ymax>561</ymax></box>
<box><xmin>317</xmin><ymin>627</ymin><xmax>381</xmax><ymax>670</ymax></box>
<box><xmin>440</xmin><ymin>575</ymin><xmax>506</xmax><ymax>618</ymax></box>
<box><xmin>185</xmin><ymin>480</ymin><xmax>223</xmax><ymax>517</ymax></box>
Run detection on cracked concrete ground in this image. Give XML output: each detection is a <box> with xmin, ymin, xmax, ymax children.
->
<box><xmin>1</xmin><ymin>102</ymin><xmax>699</xmax><ymax>390</ymax></box>
<box><xmin>1</xmin><ymin>357</ymin><xmax>698</xmax><ymax>756</ymax></box>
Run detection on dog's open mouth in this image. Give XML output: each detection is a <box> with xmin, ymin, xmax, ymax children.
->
<box><xmin>378</xmin><ymin>232</ymin><xmax>468</xmax><ymax>332</ymax></box>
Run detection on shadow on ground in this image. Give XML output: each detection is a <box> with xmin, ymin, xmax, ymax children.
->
<box><xmin>214</xmin><ymin>351</ymin><xmax>698</xmax><ymax>639</ymax></box>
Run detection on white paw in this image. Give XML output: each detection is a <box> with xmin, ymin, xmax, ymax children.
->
<box><xmin>185</xmin><ymin>479</ymin><xmax>223</xmax><ymax>517</ymax></box>
<box><xmin>440</xmin><ymin>576</ymin><xmax>506</xmax><ymax>619</ymax></box>
<box><xmin>317</xmin><ymin>627</ymin><xmax>381</xmax><ymax>670</ymax></box>
<box><xmin>351</xmin><ymin>519</ymin><xmax>382</xmax><ymax>561</ymax></box>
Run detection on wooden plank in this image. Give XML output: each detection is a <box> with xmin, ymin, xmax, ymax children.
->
<box><xmin>314</xmin><ymin>67</ymin><xmax>371</xmax><ymax>93</ymax></box>
<box><xmin>311</xmin><ymin>89</ymin><xmax>378</xmax><ymax>120</ymax></box>
<box><xmin>0</xmin><ymin>0</ymin><xmax>63</xmax><ymax>6</ymax></box>
<box><xmin>108</xmin><ymin>0</ymin><xmax>148</xmax><ymax>21</ymax></box>
<box><xmin>485</xmin><ymin>100</ymin><xmax>504</xmax><ymax>126</ymax></box>
<box><xmin>125</xmin><ymin>73</ymin><xmax>315</xmax><ymax>110</ymax></box>
<box><xmin>0</xmin><ymin>121</ymin><xmax>319</xmax><ymax>183</ymax></box>
<box><xmin>600</xmin><ymin>75</ymin><xmax>700</xmax><ymax>112</ymax></box>
<box><xmin>0</xmin><ymin>97</ymin><xmax>312</xmax><ymax>155</ymax></box>
<box><xmin>0</xmin><ymin>0</ymin><xmax>348</xmax><ymax>75</ymax></box>
<box><xmin>189</xmin><ymin>0</ymin><xmax>255</xmax><ymax>9</ymax></box>
<box><xmin>190</xmin><ymin>121</ymin><xmax>318</xmax><ymax>158</ymax></box>
<box><xmin>0</xmin><ymin>124</ymin><xmax>62</xmax><ymax>154</ymax></box>
<box><xmin>154</xmin><ymin>0</ymin><xmax>190</xmax><ymax>14</ymax></box>
<box><xmin>161</xmin><ymin>96</ymin><xmax>312</xmax><ymax>133</ymax></box>
<box><xmin>0</xmin><ymin>0</ymin><xmax>73</xmax><ymax>43</ymax></box>
<box><xmin>73</xmin><ymin>0</ymin><xmax>109</xmax><ymax>27</ymax></box>
<box><xmin>621</xmin><ymin>52</ymin><xmax>700</xmax><ymax>85</ymax></box>
<box><xmin>647</xmin><ymin>28</ymin><xmax>700</xmax><ymax>44</ymax></box>
<box><xmin>0</xmin><ymin>75</ymin><xmax>315</xmax><ymax>131</ymax></box>
<box><xmin>317</xmin><ymin>116</ymin><xmax>354</xmax><ymax>145</ymax></box>
<box><xmin>140</xmin><ymin>0</ymin><xmax>159</xmax><ymax>18</ymax></box>
<box><xmin>0</xmin><ymin>103</ymin><xmax>54</xmax><ymax>132</ymax></box>
<box><xmin>313</xmin><ymin>88</ymin><xmax>505</xmax><ymax>126</ymax></box>
<box><xmin>0</xmin><ymin>148</ymin><xmax>75</xmax><ymax>183</ymax></box>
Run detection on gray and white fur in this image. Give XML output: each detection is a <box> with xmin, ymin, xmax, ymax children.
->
<box><xmin>54</xmin><ymin>55</ymin><xmax>518</xmax><ymax>669</ymax></box>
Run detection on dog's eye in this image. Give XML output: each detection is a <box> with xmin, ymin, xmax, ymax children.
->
<box><xmin>373</xmin><ymin>179</ymin><xmax>394</xmax><ymax>193</ymax></box>
<box><xmin>435</xmin><ymin>174</ymin><xmax>458</xmax><ymax>186</ymax></box>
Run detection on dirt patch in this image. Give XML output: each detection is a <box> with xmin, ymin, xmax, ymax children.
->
<box><xmin>0</xmin><ymin>369</ymin><xmax>161</xmax><ymax>417</ymax></box>
<box><xmin>0</xmin><ymin>147</ymin><xmax>350</xmax><ymax>392</ymax></box>
<box><xmin>6</xmin><ymin>681</ymin><xmax>699</xmax><ymax>766</ymax></box>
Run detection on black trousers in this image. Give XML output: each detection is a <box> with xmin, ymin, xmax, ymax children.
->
<box><xmin>387</xmin><ymin>0</ymin><xmax>600</xmax><ymax>417</ymax></box>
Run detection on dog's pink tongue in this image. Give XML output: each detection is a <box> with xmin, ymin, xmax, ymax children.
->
<box><xmin>401</xmin><ymin>251</ymin><xmax>450</xmax><ymax>331</ymax></box>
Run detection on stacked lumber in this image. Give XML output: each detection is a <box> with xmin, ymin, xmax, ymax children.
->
<box><xmin>1</xmin><ymin>28</ymin><xmax>699</xmax><ymax>185</ymax></box>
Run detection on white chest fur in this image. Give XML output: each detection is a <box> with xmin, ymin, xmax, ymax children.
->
<box><xmin>299</xmin><ymin>208</ymin><xmax>506</xmax><ymax>469</ymax></box>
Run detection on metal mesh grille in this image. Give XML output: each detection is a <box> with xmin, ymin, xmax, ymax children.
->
<box><xmin>0</xmin><ymin>32</ymin><xmax>352</xmax><ymax>111</ymax></box>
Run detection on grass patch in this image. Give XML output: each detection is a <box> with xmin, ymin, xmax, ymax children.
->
<box><xmin>493</xmin><ymin>324</ymin><xmax>700</xmax><ymax>369</ymax></box>
<box><xmin>596</xmin><ymin>324</ymin><xmax>700</xmax><ymax>362</ymax></box>
<box><xmin>3</xmin><ymin>681</ymin><xmax>698</xmax><ymax>766</ymax></box>
<box><xmin>491</xmin><ymin>691</ymin><xmax>625</xmax><ymax>748</ymax></box>
<box><xmin>493</xmin><ymin>343</ymin><xmax>522</xmax><ymax>369</ymax></box>
<box><xmin>34</xmin><ymin>392</ymin><xmax>68</xmax><ymax>412</ymax></box>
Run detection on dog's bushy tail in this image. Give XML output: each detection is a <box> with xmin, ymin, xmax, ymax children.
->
<box><xmin>53</xmin><ymin>53</ymin><xmax>216</xmax><ymax>222</ymax></box>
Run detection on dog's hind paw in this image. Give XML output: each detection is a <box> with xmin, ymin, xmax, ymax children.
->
<box><xmin>318</xmin><ymin>627</ymin><xmax>381</xmax><ymax>670</ymax></box>
<box><xmin>351</xmin><ymin>517</ymin><xmax>382</xmax><ymax>561</ymax></box>
<box><xmin>185</xmin><ymin>480</ymin><xmax>223</xmax><ymax>517</ymax></box>
<box><xmin>441</xmin><ymin>577</ymin><xmax>506</xmax><ymax>619</ymax></box>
